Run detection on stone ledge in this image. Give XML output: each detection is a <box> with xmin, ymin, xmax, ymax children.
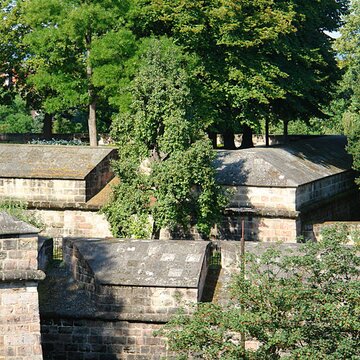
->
<box><xmin>27</xmin><ymin>201</ymin><xmax>101</xmax><ymax>211</ymax></box>
<box><xmin>0</xmin><ymin>269</ymin><xmax>46</xmax><ymax>282</ymax></box>
<box><xmin>224</xmin><ymin>207</ymin><xmax>299</xmax><ymax>219</ymax></box>
<box><xmin>41</xmin><ymin>311</ymin><xmax>172</xmax><ymax>324</ymax></box>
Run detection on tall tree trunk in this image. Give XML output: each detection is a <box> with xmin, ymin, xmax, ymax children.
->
<box><xmin>43</xmin><ymin>113</ymin><xmax>53</xmax><ymax>140</ymax></box>
<box><xmin>223</xmin><ymin>130</ymin><xmax>236</xmax><ymax>149</ymax></box>
<box><xmin>283</xmin><ymin>120</ymin><xmax>289</xmax><ymax>144</ymax></box>
<box><xmin>86</xmin><ymin>34</ymin><xmax>98</xmax><ymax>147</ymax></box>
<box><xmin>240</xmin><ymin>124</ymin><xmax>254</xmax><ymax>149</ymax></box>
<box><xmin>265</xmin><ymin>118</ymin><xmax>269</xmax><ymax>147</ymax></box>
<box><xmin>88</xmin><ymin>101</ymin><xmax>97</xmax><ymax>146</ymax></box>
<box><xmin>207</xmin><ymin>131</ymin><xmax>217</xmax><ymax>149</ymax></box>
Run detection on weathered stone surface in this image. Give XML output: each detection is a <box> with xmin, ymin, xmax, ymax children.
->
<box><xmin>0</xmin><ymin>212</ymin><xmax>38</xmax><ymax>236</ymax></box>
<box><xmin>69</xmin><ymin>238</ymin><xmax>209</xmax><ymax>288</ymax></box>
<box><xmin>0</xmin><ymin>144</ymin><xmax>116</xmax><ymax>180</ymax></box>
<box><xmin>215</xmin><ymin>135</ymin><xmax>352</xmax><ymax>187</ymax></box>
<box><xmin>0</xmin><ymin>270</ymin><xmax>45</xmax><ymax>282</ymax></box>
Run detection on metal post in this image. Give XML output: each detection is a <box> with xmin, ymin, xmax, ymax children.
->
<box><xmin>240</xmin><ymin>219</ymin><xmax>246</xmax><ymax>351</ymax></box>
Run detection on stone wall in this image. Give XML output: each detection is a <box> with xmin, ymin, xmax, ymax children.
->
<box><xmin>300</xmin><ymin>189</ymin><xmax>360</xmax><ymax>240</ymax></box>
<box><xmin>41</xmin><ymin>318</ymin><xmax>172</xmax><ymax>360</ymax></box>
<box><xmin>0</xmin><ymin>178</ymin><xmax>86</xmax><ymax>207</ymax></box>
<box><xmin>40</xmin><ymin>238</ymin><xmax>207</xmax><ymax>359</ymax></box>
<box><xmin>0</xmin><ymin>214</ymin><xmax>45</xmax><ymax>360</ymax></box>
<box><xmin>227</xmin><ymin>186</ymin><xmax>297</xmax><ymax>212</ymax></box>
<box><xmin>296</xmin><ymin>172</ymin><xmax>356</xmax><ymax>210</ymax></box>
<box><xmin>85</xmin><ymin>153</ymin><xmax>115</xmax><ymax>201</ymax></box>
<box><xmin>0</xmin><ymin>282</ymin><xmax>43</xmax><ymax>360</ymax></box>
<box><xmin>29</xmin><ymin>209</ymin><xmax>113</xmax><ymax>239</ymax></box>
<box><xmin>312</xmin><ymin>221</ymin><xmax>360</xmax><ymax>244</ymax></box>
<box><xmin>0</xmin><ymin>234</ymin><xmax>39</xmax><ymax>271</ymax></box>
<box><xmin>219</xmin><ymin>213</ymin><xmax>299</xmax><ymax>242</ymax></box>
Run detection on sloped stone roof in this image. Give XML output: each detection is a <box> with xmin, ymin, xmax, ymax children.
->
<box><xmin>215</xmin><ymin>135</ymin><xmax>352</xmax><ymax>187</ymax></box>
<box><xmin>71</xmin><ymin>238</ymin><xmax>210</xmax><ymax>288</ymax></box>
<box><xmin>0</xmin><ymin>144</ymin><xmax>116</xmax><ymax>179</ymax></box>
<box><xmin>0</xmin><ymin>211</ymin><xmax>39</xmax><ymax>235</ymax></box>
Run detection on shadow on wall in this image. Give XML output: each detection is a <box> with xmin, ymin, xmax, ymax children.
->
<box><xmin>39</xmin><ymin>238</ymin><xmax>178</xmax><ymax>359</ymax></box>
<box><xmin>39</xmin><ymin>240</ymin><xmax>132</xmax><ymax>359</ymax></box>
<box><xmin>213</xmin><ymin>153</ymin><xmax>254</xmax><ymax>241</ymax></box>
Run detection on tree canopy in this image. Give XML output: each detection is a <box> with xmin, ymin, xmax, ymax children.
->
<box><xmin>8</xmin><ymin>0</ymin><xmax>136</xmax><ymax>145</ymax></box>
<box><xmin>103</xmin><ymin>37</ymin><xmax>226</xmax><ymax>238</ymax></box>
<box><xmin>129</xmin><ymin>0</ymin><xmax>347</xmax><ymax>148</ymax></box>
<box><xmin>0</xmin><ymin>0</ymin><xmax>349</xmax><ymax>146</ymax></box>
<box><xmin>336</xmin><ymin>0</ymin><xmax>360</xmax><ymax>183</ymax></box>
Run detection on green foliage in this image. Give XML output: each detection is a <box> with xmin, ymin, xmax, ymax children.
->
<box><xmin>159</xmin><ymin>225</ymin><xmax>360</xmax><ymax>359</ymax></box>
<box><xmin>0</xmin><ymin>95</ymin><xmax>42</xmax><ymax>133</ymax></box>
<box><xmin>9</xmin><ymin>0</ymin><xmax>136</xmax><ymax>139</ymax></box>
<box><xmin>52</xmin><ymin>111</ymin><xmax>87</xmax><ymax>134</ymax></box>
<box><xmin>335</xmin><ymin>1</ymin><xmax>360</xmax><ymax>181</ymax></box>
<box><xmin>103</xmin><ymin>37</ymin><xmax>226</xmax><ymax>238</ymax></box>
<box><xmin>0</xmin><ymin>199</ymin><xmax>43</xmax><ymax>229</ymax></box>
<box><xmin>129</xmin><ymin>0</ymin><xmax>347</xmax><ymax>141</ymax></box>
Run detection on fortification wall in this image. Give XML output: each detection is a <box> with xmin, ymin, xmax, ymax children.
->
<box><xmin>28</xmin><ymin>209</ymin><xmax>113</xmax><ymax>239</ymax></box>
<box><xmin>0</xmin><ymin>178</ymin><xmax>86</xmax><ymax>206</ymax></box>
<box><xmin>85</xmin><ymin>153</ymin><xmax>114</xmax><ymax>200</ymax></box>
<box><xmin>0</xmin><ymin>217</ymin><xmax>45</xmax><ymax>360</ymax></box>
<box><xmin>63</xmin><ymin>238</ymin><xmax>199</xmax><ymax>318</ymax></box>
<box><xmin>219</xmin><ymin>213</ymin><xmax>299</xmax><ymax>243</ymax></box>
<box><xmin>296</xmin><ymin>172</ymin><xmax>356</xmax><ymax>210</ymax></box>
<box><xmin>312</xmin><ymin>221</ymin><xmax>360</xmax><ymax>244</ymax></box>
<box><xmin>41</xmin><ymin>318</ymin><xmax>171</xmax><ymax>360</ymax></box>
<box><xmin>40</xmin><ymin>238</ymin><xmax>207</xmax><ymax>359</ymax></box>
<box><xmin>227</xmin><ymin>186</ymin><xmax>297</xmax><ymax>212</ymax></box>
<box><xmin>0</xmin><ymin>282</ymin><xmax>43</xmax><ymax>359</ymax></box>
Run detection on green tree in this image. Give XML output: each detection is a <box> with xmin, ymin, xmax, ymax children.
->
<box><xmin>0</xmin><ymin>94</ymin><xmax>42</xmax><ymax>133</ymax></box>
<box><xmin>159</xmin><ymin>225</ymin><xmax>360</xmax><ymax>359</ymax></box>
<box><xmin>130</xmin><ymin>0</ymin><xmax>296</xmax><ymax>148</ymax></box>
<box><xmin>103</xmin><ymin>37</ymin><xmax>226</xmax><ymax>239</ymax></box>
<box><xmin>17</xmin><ymin>0</ymin><xmax>135</xmax><ymax>145</ymax></box>
<box><xmin>269</xmin><ymin>0</ymin><xmax>347</xmax><ymax>136</ymax></box>
<box><xmin>0</xmin><ymin>1</ymin><xmax>27</xmax><ymax>93</ymax></box>
<box><xmin>335</xmin><ymin>0</ymin><xmax>360</xmax><ymax>183</ymax></box>
<box><xmin>129</xmin><ymin>0</ymin><xmax>346</xmax><ymax>148</ymax></box>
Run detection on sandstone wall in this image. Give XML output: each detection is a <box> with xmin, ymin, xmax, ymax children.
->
<box><xmin>227</xmin><ymin>186</ymin><xmax>297</xmax><ymax>212</ymax></box>
<box><xmin>29</xmin><ymin>209</ymin><xmax>113</xmax><ymax>239</ymax></box>
<box><xmin>219</xmin><ymin>214</ymin><xmax>299</xmax><ymax>243</ymax></box>
<box><xmin>296</xmin><ymin>172</ymin><xmax>356</xmax><ymax>210</ymax></box>
<box><xmin>0</xmin><ymin>178</ymin><xmax>86</xmax><ymax>206</ymax></box>
<box><xmin>63</xmin><ymin>239</ymin><xmax>198</xmax><ymax>318</ymax></box>
<box><xmin>41</xmin><ymin>318</ymin><xmax>172</xmax><ymax>360</ymax></box>
<box><xmin>0</xmin><ymin>282</ymin><xmax>43</xmax><ymax>360</ymax></box>
<box><xmin>0</xmin><ymin>230</ymin><xmax>44</xmax><ymax>360</ymax></box>
<box><xmin>312</xmin><ymin>221</ymin><xmax>360</xmax><ymax>244</ymax></box>
<box><xmin>85</xmin><ymin>153</ymin><xmax>114</xmax><ymax>200</ymax></box>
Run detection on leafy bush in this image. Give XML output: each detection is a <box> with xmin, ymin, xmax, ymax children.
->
<box><xmin>159</xmin><ymin>225</ymin><xmax>360</xmax><ymax>359</ymax></box>
<box><xmin>103</xmin><ymin>37</ymin><xmax>227</xmax><ymax>239</ymax></box>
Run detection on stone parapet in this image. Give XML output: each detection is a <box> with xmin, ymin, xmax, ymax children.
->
<box><xmin>0</xmin><ymin>212</ymin><xmax>44</xmax><ymax>360</ymax></box>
